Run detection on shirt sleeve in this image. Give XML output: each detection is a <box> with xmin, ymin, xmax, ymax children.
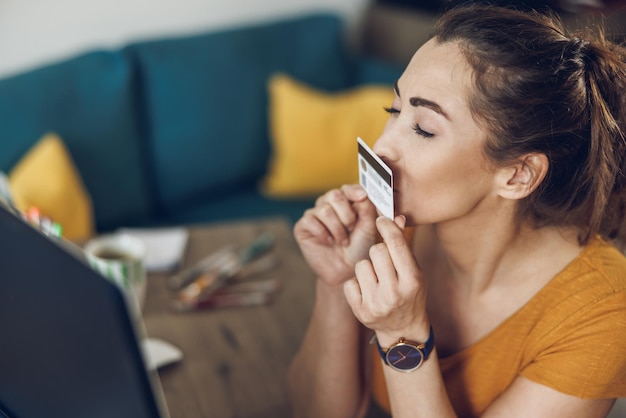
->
<box><xmin>520</xmin><ymin>289</ymin><xmax>626</xmax><ymax>399</ymax></box>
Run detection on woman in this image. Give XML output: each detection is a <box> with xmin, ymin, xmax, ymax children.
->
<box><xmin>288</xmin><ymin>4</ymin><xmax>626</xmax><ymax>418</ymax></box>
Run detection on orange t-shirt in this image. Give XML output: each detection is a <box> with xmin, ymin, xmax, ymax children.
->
<box><xmin>370</xmin><ymin>236</ymin><xmax>626</xmax><ymax>417</ymax></box>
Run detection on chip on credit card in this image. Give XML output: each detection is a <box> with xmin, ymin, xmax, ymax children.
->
<box><xmin>357</xmin><ymin>137</ymin><xmax>394</xmax><ymax>219</ymax></box>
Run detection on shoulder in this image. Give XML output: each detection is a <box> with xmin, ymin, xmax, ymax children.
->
<box><xmin>526</xmin><ymin>237</ymin><xmax>626</xmax><ymax>347</ymax></box>
<box><xmin>520</xmin><ymin>236</ymin><xmax>626</xmax><ymax>398</ymax></box>
<box><xmin>535</xmin><ymin>236</ymin><xmax>626</xmax><ymax>312</ymax></box>
<box><xmin>578</xmin><ymin>236</ymin><xmax>626</xmax><ymax>292</ymax></box>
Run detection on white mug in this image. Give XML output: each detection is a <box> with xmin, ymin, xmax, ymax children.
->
<box><xmin>84</xmin><ymin>233</ymin><xmax>147</xmax><ymax>317</ymax></box>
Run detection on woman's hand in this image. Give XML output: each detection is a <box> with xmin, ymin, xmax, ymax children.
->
<box><xmin>294</xmin><ymin>184</ymin><xmax>379</xmax><ymax>287</ymax></box>
<box><xmin>344</xmin><ymin>216</ymin><xmax>429</xmax><ymax>341</ymax></box>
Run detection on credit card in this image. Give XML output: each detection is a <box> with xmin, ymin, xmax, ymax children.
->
<box><xmin>357</xmin><ymin>137</ymin><xmax>394</xmax><ymax>219</ymax></box>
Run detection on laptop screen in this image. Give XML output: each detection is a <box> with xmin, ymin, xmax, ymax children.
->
<box><xmin>0</xmin><ymin>202</ymin><xmax>169</xmax><ymax>418</ymax></box>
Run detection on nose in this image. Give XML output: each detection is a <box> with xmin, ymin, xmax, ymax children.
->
<box><xmin>372</xmin><ymin>128</ymin><xmax>398</xmax><ymax>165</ymax></box>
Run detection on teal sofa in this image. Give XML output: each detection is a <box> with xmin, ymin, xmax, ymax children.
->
<box><xmin>0</xmin><ymin>13</ymin><xmax>401</xmax><ymax>233</ymax></box>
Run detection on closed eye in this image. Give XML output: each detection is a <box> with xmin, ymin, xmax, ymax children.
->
<box><xmin>413</xmin><ymin>124</ymin><xmax>434</xmax><ymax>138</ymax></box>
<box><xmin>383</xmin><ymin>106</ymin><xmax>399</xmax><ymax>114</ymax></box>
<box><xmin>385</xmin><ymin>107</ymin><xmax>434</xmax><ymax>138</ymax></box>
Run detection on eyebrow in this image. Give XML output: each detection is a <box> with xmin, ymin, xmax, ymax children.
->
<box><xmin>394</xmin><ymin>80</ymin><xmax>450</xmax><ymax>120</ymax></box>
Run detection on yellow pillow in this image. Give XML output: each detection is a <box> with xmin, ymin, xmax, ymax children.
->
<box><xmin>9</xmin><ymin>133</ymin><xmax>95</xmax><ymax>241</ymax></box>
<box><xmin>262</xmin><ymin>74</ymin><xmax>395</xmax><ymax>198</ymax></box>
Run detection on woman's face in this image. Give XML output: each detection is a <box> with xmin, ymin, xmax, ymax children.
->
<box><xmin>373</xmin><ymin>39</ymin><xmax>500</xmax><ymax>226</ymax></box>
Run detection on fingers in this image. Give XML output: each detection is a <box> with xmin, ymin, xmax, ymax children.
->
<box><xmin>346</xmin><ymin>215</ymin><xmax>410</xmax><ymax>293</ymax></box>
<box><xmin>349</xmin><ymin>187</ymin><xmax>379</xmax><ymax>225</ymax></box>
<box><xmin>345</xmin><ymin>255</ymin><xmax>399</xmax><ymax>327</ymax></box>
<box><xmin>322</xmin><ymin>190</ymin><xmax>358</xmax><ymax>242</ymax></box>
<box><xmin>344</xmin><ymin>215</ymin><xmax>423</xmax><ymax>329</ymax></box>
<box><xmin>332</xmin><ymin>185</ymin><xmax>372</xmax><ymax>230</ymax></box>
<box><xmin>296</xmin><ymin>185</ymin><xmax>372</xmax><ymax>246</ymax></box>
<box><xmin>393</xmin><ymin>214</ymin><xmax>407</xmax><ymax>230</ymax></box>
<box><xmin>343</xmin><ymin>276</ymin><xmax>362</xmax><ymax>306</ymax></box>
<box><xmin>374</xmin><ymin>215</ymin><xmax>418</xmax><ymax>283</ymax></box>
<box><xmin>294</xmin><ymin>210</ymin><xmax>334</xmax><ymax>245</ymax></box>
<box><xmin>347</xmin><ymin>241</ymin><xmax>400</xmax><ymax>317</ymax></box>
<box><xmin>340</xmin><ymin>184</ymin><xmax>369</xmax><ymax>202</ymax></box>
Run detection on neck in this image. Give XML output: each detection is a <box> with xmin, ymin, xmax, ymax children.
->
<box><xmin>417</xmin><ymin>210</ymin><xmax>582</xmax><ymax>294</ymax></box>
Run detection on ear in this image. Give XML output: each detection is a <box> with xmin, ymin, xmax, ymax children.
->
<box><xmin>497</xmin><ymin>153</ymin><xmax>548</xmax><ymax>200</ymax></box>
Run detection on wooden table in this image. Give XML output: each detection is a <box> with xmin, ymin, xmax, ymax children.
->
<box><xmin>141</xmin><ymin>217</ymin><xmax>316</xmax><ymax>418</ymax></box>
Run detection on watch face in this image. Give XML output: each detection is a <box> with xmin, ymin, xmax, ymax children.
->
<box><xmin>386</xmin><ymin>343</ymin><xmax>424</xmax><ymax>372</ymax></box>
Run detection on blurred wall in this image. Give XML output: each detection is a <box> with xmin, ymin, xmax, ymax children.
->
<box><xmin>0</xmin><ymin>0</ymin><xmax>371</xmax><ymax>79</ymax></box>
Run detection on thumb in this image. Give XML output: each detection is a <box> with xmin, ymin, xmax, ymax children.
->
<box><xmin>394</xmin><ymin>214</ymin><xmax>406</xmax><ymax>230</ymax></box>
<box><xmin>341</xmin><ymin>184</ymin><xmax>368</xmax><ymax>203</ymax></box>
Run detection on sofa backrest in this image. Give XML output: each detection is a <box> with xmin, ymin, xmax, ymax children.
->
<box><xmin>0</xmin><ymin>51</ymin><xmax>153</xmax><ymax>231</ymax></box>
<box><xmin>125</xmin><ymin>13</ymin><xmax>353</xmax><ymax>216</ymax></box>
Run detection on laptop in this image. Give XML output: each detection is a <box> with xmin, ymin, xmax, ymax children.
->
<box><xmin>0</xmin><ymin>201</ymin><xmax>170</xmax><ymax>418</ymax></box>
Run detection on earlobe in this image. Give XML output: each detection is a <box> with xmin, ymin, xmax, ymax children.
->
<box><xmin>498</xmin><ymin>153</ymin><xmax>548</xmax><ymax>200</ymax></box>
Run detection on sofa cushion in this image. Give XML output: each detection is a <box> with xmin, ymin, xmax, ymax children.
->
<box><xmin>127</xmin><ymin>13</ymin><xmax>351</xmax><ymax>215</ymax></box>
<box><xmin>262</xmin><ymin>74</ymin><xmax>395</xmax><ymax>198</ymax></box>
<box><xmin>8</xmin><ymin>133</ymin><xmax>95</xmax><ymax>242</ymax></box>
<box><xmin>0</xmin><ymin>51</ymin><xmax>151</xmax><ymax>231</ymax></box>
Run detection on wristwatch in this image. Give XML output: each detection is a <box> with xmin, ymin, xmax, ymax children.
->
<box><xmin>370</xmin><ymin>326</ymin><xmax>435</xmax><ymax>372</ymax></box>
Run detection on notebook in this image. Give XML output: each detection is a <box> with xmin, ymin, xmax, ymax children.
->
<box><xmin>0</xmin><ymin>202</ymin><xmax>170</xmax><ymax>418</ymax></box>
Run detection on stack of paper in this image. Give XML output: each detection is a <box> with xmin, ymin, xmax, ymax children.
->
<box><xmin>120</xmin><ymin>227</ymin><xmax>189</xmax><ymax>272</ymax></box>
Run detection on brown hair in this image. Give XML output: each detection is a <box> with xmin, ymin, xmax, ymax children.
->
<box><xmin>433</xmin><ymin>4</ymin><xmax>626</xmax><ymax>245</ymax></box>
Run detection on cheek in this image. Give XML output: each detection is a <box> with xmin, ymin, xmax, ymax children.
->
<box><xmin>396</xmin><ymin>152</ymin><xmax>493</xmax><ymax>222</ymax></box>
